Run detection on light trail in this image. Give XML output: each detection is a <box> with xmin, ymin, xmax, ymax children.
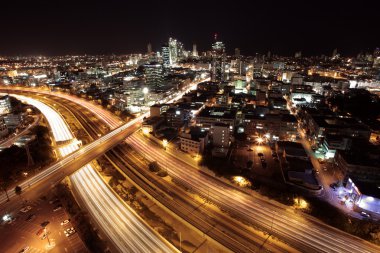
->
<box><xmin>71</xmin><ymin>165</ymin><xmax>178</xmax><ymax>253</ymax></box>
<box><xmin>4</xmin><ymin>82</ymin><xmax>379</xmax><ymax>252</ymax></box>
<box><xmin>0</xmin><ymin>95</ymin><xmax>178</xmax><ymax>253</ymax></box>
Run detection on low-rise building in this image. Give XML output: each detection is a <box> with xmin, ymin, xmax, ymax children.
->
<box><xmin>179</xmin><ymin>127</ymin><xmax>208</xmax><ymax>155</ymax></box>
<box><xmin>243</xmin><ymin>113</ymin><xmax>298</xmax><ymax>140</ymax></box>
<box><xmin>141</xmin><ymin>116</ymin><xmax>164</xmax><ymax>134</ymax></box>
<box><xmin>196</xmin><ymin>106</ymin><xmax>237</xmax><ymax>131</ymax></box>
<box><xmin>321</xmin><ymin>135</ymin><xmax>352</xmax><ymax>159</ymax></box>
<box><xmin>165</xmin><ymin>107</ymin><xmax>186</xmax><ymax>128</ymax></box>
<box><xmin>212</xmin><ymin>123</ymin><xmax>230</xmax><ymax>148</ymax></box>
<box><xmin>308</xmin><ymin>116</ymin><xmax>371</xmax><ymax>145</ymax></box>
<box><xmin>3</xmin><ymin>113</ymin><xmax>23</xmax><ymax>129</ymax></box>
<box><xmin>150</xmin><ymin>104</ymin><xmax>170</xmax><ymax>117</ymax></box>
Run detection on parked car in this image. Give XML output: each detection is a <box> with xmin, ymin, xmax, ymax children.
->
<box><xmin>20</xmin><ymin>206</ymin><xmax>32</xmax><ymax>213</ymax></box>
<box><xmin>61</xmin><ymin>219</ymin><xmax>70</xmax><ymax>226</ymax></box>
<box><xmin>36</xmin><ymin>228</ymin><xmax>44</xmax><ymax>236</ymax></box>
<box><xmin>49</xmin><ymin>198</ymin><xmax>59</xmax><ymax>204</ymax></box>
<box><xmin>53</xmin><ymin>205</ymin><xmax>62</xmax><ymax>212</ymax></box>
<box><xmin>19</xmin><ymin>246</ymin><xmax>29</xmax><ymax>253</ymax></box>
<box><xmin>64</xmin><ymin>227</ymin><xmax>76</xmax><ymax>237</ymax></box>
<box><xmin>7</xmin><ymin>216</ymin><xmax>16</xmax><ymax>224</ymax></box>
<box><xmin>25</xmin><ymin>214</ymin><xmax>36</xmax><ymax>222</ymax></box>
<box><xmin>360</xmin><ymin>212</ymin><xmax>371</xmax><ymax>219</ymax></box>
<box><xmin>41</xmin><ymin>221</ymin><xmax>50</xmax><ymax>227</ymax></box>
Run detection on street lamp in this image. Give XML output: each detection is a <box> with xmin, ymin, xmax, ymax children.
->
<box><xmin>294</xmin><ymin>197</ymin><xmax>308</xmax><ymax>209</ymax></box>
<box><xmin>232</xmin><ymin>176</ymin><xmax>251</xmax><ymax>187</ymax></box>
<box><xmin>256</xmin><ymin>136</ymin><xmax>264</xmax><ymax>145</ymax></box>
<box><xmin>142</xmin><ymin>127</ymin><xmax>150</xmax><ymax>135</ymax></box>
<box><xmin>162</xmin><ymin>139</ymin><xmax>168</xmax><ymax>150</ymax></box>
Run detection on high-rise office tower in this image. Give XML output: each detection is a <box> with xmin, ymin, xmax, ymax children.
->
<box><xmin>162</xmin><ymin>44</ymin><xmax>171</xmax><ymax>67</ymax></box>
<box><xmin>169</xmin><ymin>38</ymin><xmax>178</xmax><ymax>65</ymax></box>
<box><xmin>211</xmin><ymin>34</ymin><xmax>226</xmax><ymax>82</ymax></box>
<box><xmin>192</xmin><ymin>44</ymin><xmax>198</xmax><ymax>57</ymax></box>
<box><xmin>147</xmin><ymin>43</ymin><xmax>152</xmax><ymax>54</ymax></box>
<box><xmin>144</xmin><ymin>62</ymin><xmax>164</xmax><ymax>87</ymax></box>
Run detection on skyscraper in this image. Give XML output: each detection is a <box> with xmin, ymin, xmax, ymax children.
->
<box><xmin>192</xmin><ymin>44</ymin><xmax>198</xmax><ymax>57</ymax></box>
<box><xmin>211</xmin><ymin>35</ymin><xmax>226</xmax><ymax>82</ymax></box>
<box><xmin>162</xmin><ymin>44</ymin><xmax>171</xmax><ymax>67</ymax></box>
<box><xmin>144</xmin><ymin>62</ymin><xmax>164</xmax><ymax>87</ymax></box>
<box><xmin>147</xmin><ymin>43</ymin><xmax>152</xmax><ymax>54</ymax></box>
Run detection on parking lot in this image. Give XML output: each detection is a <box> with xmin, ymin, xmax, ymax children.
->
<box><xmin>0</xmin><ymin>195</ymin><xmax>88</xmax><ymax>253</ymax></box>
<box><xmin>233</xmin><ymin>142</ymin><xmax>281</xmax><ymax>178</ymax></box>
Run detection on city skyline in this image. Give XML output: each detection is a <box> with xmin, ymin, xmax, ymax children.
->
<box><xmin>1</xmin><ymin>1</ymin><xmax>380</xmax><ymax>253</ymax></box>
<box><xmin>1</xmin><ymin>0</ymin><xmax>379</xmax><ymax>56</ymax></box>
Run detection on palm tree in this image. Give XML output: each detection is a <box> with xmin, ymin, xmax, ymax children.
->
<box><xmin>0</xmin><ymin>181</ymin><xmax>10</xmax><ymax>202</ymax></box>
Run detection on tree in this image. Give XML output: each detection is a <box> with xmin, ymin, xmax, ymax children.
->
<box><xmin>148</xmin><ymin>161</ymin><xmax>160</xmax><ymax>172</ymax></box>
<box><xmin>0</xmin><ymin>181</ymin><xmax>10</xmax><ymax>202</ymax></box>
<box><xmin>15</xmin><ymin>185</ymin><xmax>22</xmax><ymax>196</ymax></box>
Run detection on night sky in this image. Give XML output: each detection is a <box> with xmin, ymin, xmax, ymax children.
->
<box><xmin>1</xmin><ymin>0</ymin><xmax>379</xmax><ymax>56</ymax></box>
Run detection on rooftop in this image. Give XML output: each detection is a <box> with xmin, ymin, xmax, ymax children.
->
<box><xmin>198</xmin><ymin>107</ymin><xmax>237</xmax><ymax>120</ymax></box>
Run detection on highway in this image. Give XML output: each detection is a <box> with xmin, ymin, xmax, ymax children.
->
<box><xmin>71</xmin><ymin>164</ymin><xmax>178</xmax><ymax>253</ymax></box>
<box><xmin>0</xmin><ymin>93</ymin><xmax>177</xmax><ymax>253</ymax></box>
<box><xmin>2</xmin><ymin>86</ymin><xmax>380</xmax><ymax>252</ymax></box>
<box><xmin>24</xmin><ymin>90</ymin><xmax>380</xmax><ymax>253</ymax></box>
<box><xmin>127</xmin><ymin>133</ymin><xmax>380</xmax><ymax>253</ymax></box>
<box><xmin>0</xmin><ymin>109</ymin><xmax>141</xmax><ymax>204</ymax></box>
<box><xmin>30</xmin><ymin>90</ymin><xmax>293</xmax><ymax>252</ymax></box>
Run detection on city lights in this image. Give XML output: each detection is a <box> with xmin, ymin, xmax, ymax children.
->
<box><xmin>232</xmin><ymin>176</ymin><xmax>251</xmax><ymax>187</ymax></box>
<box><xmin>162</xmin><ymin>139</ymin><xmax>168</xmax><ymax>150</ymax></box>
<box><xmin>294</xmin><ymin>198</ymin><xmax>309</xmax><ymax>209</ymax></box>
<box><xmin>142</xmin><ymin>127</ymin><xmax>150</xmax><ymax>135</ymax></box>
<box><xmin>256</xmin><ymin>136</ymin><xmax>264</xmax><ymax>145</ymax></box>
<box><xmin>0</xmin><ymin>10</ymin><xmax>379</xmax><ymax>252</ymax></box>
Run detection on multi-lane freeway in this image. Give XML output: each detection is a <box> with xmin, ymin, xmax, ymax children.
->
<box><xmin>2</xmin><ymin>86</ymin><xmax>380</xmax><ymax>253</ymax></box>
<box><xmin>71</xmin><ymin>164</ymin><xmax>178</xmax><ymax>253</ymax></box>
<box><xmin>1</xmin><ymin>93</ymin><xmax>178</xmax><ymax>253</ymax></box>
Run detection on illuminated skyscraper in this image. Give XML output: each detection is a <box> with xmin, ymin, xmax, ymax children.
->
<box><xmin>147</xmin><ymin>43</ymin><xmax>152</xmax><ymax>54</ymax></box>
<box><xmin>166</xmin><ymin>37</ymin><xmax>186</xmax><ymax>66</ymax></box>
<box><xmin>168</xmin><ymin>38</ymin><xmax>179</xmax><ymax>64</ymax></box>
<box><xmin>144</xmin><ymin>62</ymin><xmax>164</xmax><ymax>87</ymax></box>
<box><xmin>211</xmin><ymin>34</ymin><xmax>226</xmax><ymax>82</ymax></box>
<box><xmin>162</xmin><ymin>44</ymin><xmax>170</xmax><ymax>67</ymax></box>
<box><xmin>192</xmin><ymin>44</ymin><xmax>198</xmax><ymax>57</ymax></box>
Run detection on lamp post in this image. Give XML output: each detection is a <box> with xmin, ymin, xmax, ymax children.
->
<box><xmin>44</xmin><ymin>227</ymin><xmax>51</xmax><ymax>246</ymax></box>
<box><xmin>162</xmin><ymin>139</ymin><xmax>168</xmax><ymax>150</ymax></box>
